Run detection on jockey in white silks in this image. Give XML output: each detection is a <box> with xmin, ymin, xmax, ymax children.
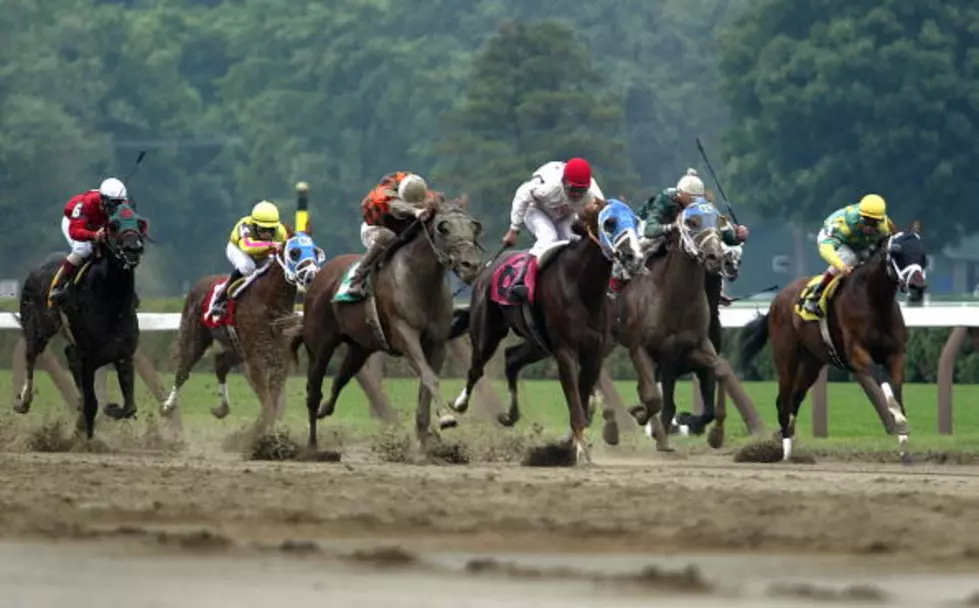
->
<box><xmin>501</xmin><ymin>158</ymin><xmax>605</xmax><ymax>257</ymax></box>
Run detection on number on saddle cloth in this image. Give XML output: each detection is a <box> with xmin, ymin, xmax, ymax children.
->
<box><xmin>490</xmin><ymin>253</ymin><xmax>539</xmax><ymax>306</ymax></box>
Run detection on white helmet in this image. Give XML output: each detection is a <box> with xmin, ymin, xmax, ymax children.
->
<box><xmin>676</xmin><ymin>168</ymin><xmax>705</xmax><ymax>197</ymax></box>
<box><xmin>397</xmin><ymin>174</ymin><xmax>428</xmax><ymax>204</ymax></box>
<box><xmin>98</xmin><ymin>177</ymin><xmax>128</xmax><ymax>201</ymax></box>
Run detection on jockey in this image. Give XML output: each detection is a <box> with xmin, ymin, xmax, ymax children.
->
<box><xmin>349</xmin><ymin>172</ymin><xmax>434</xmax><ymax>298</ymax></box>
<box><xmin>636</xmin><ymin>168</ymin><xmax>748</xmax><ymax>248</ymax></box>
<box><xmin>210</xmin><ymin>200</ymin><xmax>289</xmax><ymax>317</ymax></box>
<box><xmin>803</xmin><ymin>194</ymin><xmax>898</xmax><ymax>316</ymax></box>
<box><xmin>635</xmin><ymin>168</ymin><xmax>748</xmax><ymax>304</ymax></box>
<box><xmin>50</xmin><ymin>177</ymin><xmax>130</xmax><ymax>303</ymax></box>
<box><xmin>502</xmin><ymin>158</ymin><xmax>605</xmax><ymax>255</ymax></box>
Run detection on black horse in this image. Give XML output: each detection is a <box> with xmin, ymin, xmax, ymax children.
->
<box><xmin>15</xmin><ymin>201</ymin><xmax>147</xmax><ymax>439</ymax></box>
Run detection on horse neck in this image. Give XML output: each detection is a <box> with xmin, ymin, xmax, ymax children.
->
<box><xmin>393</xmin><ymin>227</ymin><xmax>444</xmax><ymax>285</ymax></box>
<box><xmin>663</xmin><ymin>242</ymin><xmax>707</xmax><ymax>295</ymax></box>
<box><xmin>254</xmin><ymin>259</ymin><xmax>296</xmax><ymax>312</ymax></box>
<box><xmin>852</xmin><ymin>253</ymin><xmax>897</xmax><ymax>307</ymax></box>
<box><xmin>565</xmin><ymin>236</ymin><xmax>612</xmax><ymax>310</ymax></box>
<box><xmin>96</xmin><ymin>257</ymin><xmax>135</xmax><ymax>306</ymax></box>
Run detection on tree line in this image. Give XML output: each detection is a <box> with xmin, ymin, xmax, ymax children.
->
<box><xmin>2</xmin><ymin>0</ymin><xmax>977</xmax><ymax>296</ymax></box>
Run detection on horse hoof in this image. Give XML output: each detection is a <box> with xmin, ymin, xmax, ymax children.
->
<box><xmin>12</xmin><ymin>401</ymin><xmax>29</xmax><ymax>415</ymax></box>
<box><xmin>627</xmin><ymin>404</ymin><xmax>649</xmax><ymax>425</ymax></box>
<box><xmin>211</xmin><ymin>404</ymin><xmax>230</xmax><ymax>420</ymax></box>
<box><xmin>316</xmin><ymin>401</ymin><xmax>336</xmax><ymax>419</ymax></box>
<box><xmin>602</xmin><ymin>420</ymin><xmax>620</xmax><ymax>446</ymax></box>
<box><xmin>104</xmin><ymin>403</ymin><xmax>136</xmax><ymax>420</ymax></box>
<box><xmin>707</xmin><ymin>425</ymin><xmax>725</xmax><ymax>449</ymax></box>
<box><xmin>438</xmin><ymin>412</ymin><xmax>458</xmax><ymax>430</ymax></box>
<box><xmin>496</xmin><ymin>413</ymin><xmax>515</xmax><ymax>427</ymax></box>
<box><xmin>900</xmin><ymin>452</ymin><xmax>912</xmax><ymax>465</ymax></box>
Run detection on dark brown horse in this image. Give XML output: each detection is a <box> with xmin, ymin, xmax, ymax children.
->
<box><xmin>286</xmin><ymin>196</ymin><xmax>483</xmax><ymax>452</ymax></box>
<box><xmin>162</xmin><ymin>232</ymin><xmax>323</xmax><ymax>435</ymax></box>
<box><xmin>739</xmin><ymin>231</ymin><xmax>927</xmax><ymax>462</ymax></box>
<box><xmin>614</xmin><ymin>201</ymin><xmax>733</xmax><ymax>451</ymax></box>
<box><xmin>446</xmin><ymin>199</ymin><xmax>646</xmax><ymax>464</ymax></box>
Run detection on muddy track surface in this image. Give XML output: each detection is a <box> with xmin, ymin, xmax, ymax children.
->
<box><xmin>5</xmin><ymin>448</ymin><xmax>979</xmax><ymax>606</ymax></box>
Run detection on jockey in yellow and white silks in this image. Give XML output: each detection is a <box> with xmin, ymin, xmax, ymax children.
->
<box><xmin>210</xmin><ymin>200</ymin><xmax>289</xmax><ymax>316</ymax></box>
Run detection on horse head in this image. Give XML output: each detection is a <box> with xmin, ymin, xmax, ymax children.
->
<box><xmin>597</xmin><ymin>198</ymin><xmax>645</xmax><ymax>278</ymax></box>
<box><xmin>882</xmin><ymin>231</ymin><xmax>927</xmax><ymax>293</ymax></box>
<box><xmin>276</xmin><ymin>232</ymin><xmax>325</xmax><ymax>291</ymax></box>
<box><xmin>674</xmin><ymin>198</ymin><xmax>725</xmax><ymax>275</ymax></box>
<box><xmin>104</xmin><ymin>201</ymin><xmax>146</xmax><ymax>270</ymax></box>
<box><xmin>424</xmin><ymin>195</ymin><xmax>484</xmax><ymax>284</ymax></box>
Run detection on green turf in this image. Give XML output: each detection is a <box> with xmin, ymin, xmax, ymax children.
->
<box><xmin>2</xmin><ymin>369</ymin><xmax>979</xmax><ymax>453</ymax></box>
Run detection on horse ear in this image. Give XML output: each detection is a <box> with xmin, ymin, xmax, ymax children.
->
<box><xmin>282</xmin><ymin>223</ymin><xmax>295</xmax><ymax>238</ymax></box>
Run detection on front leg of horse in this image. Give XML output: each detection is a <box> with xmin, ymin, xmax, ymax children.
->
<box><xmin>77</xmin><ymin>362</ymin><xmax>99</xmax><ymax>440</ymax></box>
<box><xmin>675</xmin><ymin>342</ymin><xmax>720</xmax><ymax>439</ymax></box>
<box><xmin>626</xmin><ymin>346</ymin><xmax>669</xmax><ymax>451</ymax></box>
<box><xmin>881</xmin><ymin>355</ymin><xmax>911</xmax><ymax>464</ymax></box>
<box><xmin>395</xmin><ymin>323</ymin><xmax>445</xmax><ymax>452</ymax></box>
<box><xmin>104</xmin><ymin>358</ymin><xmax>138</xmax><ymax>420</ymax></box>
<box><xmin>554</xmin><ymin>349</ymin><xmax>591</xmax><ymax>465</ymax></box>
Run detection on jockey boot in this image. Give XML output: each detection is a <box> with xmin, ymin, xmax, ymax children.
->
<box><xmin>804</xmin><ymin>271</ymin><xmax>835</xmax><ymax>316</ymax></box>
<box><xmin>212</xmin><ymin>269</ymin><xmax>243</xmax><ymax>316</ymax></box>
<box><xmin>50</xmin><ymin>258</ymin><xmax>79</xmax><ymax>304</ymax></box>
<box><xmin>348</xmin><ymin>241</ymin><xmax>387</xmax><ymax>298</ymax></box>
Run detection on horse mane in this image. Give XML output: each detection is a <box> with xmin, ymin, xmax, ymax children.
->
<box><xmin>576</xmin><ymin>198</ymin><xmax>606</xmax><ymax>235</ymax></box>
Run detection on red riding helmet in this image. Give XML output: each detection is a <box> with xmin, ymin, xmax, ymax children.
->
<box><xmin>563</xmin><ymin>158</ymin><xmax>592</xmax><ymax>188</ymax></box>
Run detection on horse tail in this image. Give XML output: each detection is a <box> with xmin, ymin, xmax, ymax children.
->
<box><xmin>449</xmin><ymin>307</ymin><xmax>471</xmax><ymax>340</ymax></box>
<box><xmin>274</xmin><ymin>314</ymin><xmax>305</xmax><ymax>367</ymax></box>
<box><xmin>738</xmin><ymin>312</ymin><xmax>770</xmax><ymax>369</ymax></box>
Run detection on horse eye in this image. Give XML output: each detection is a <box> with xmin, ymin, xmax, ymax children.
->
<box><xmin>437</xmin><ymin>221</ymin><xmax>450</xmax><ymax>235</ymax></box>
<box><xmin>289</xmin><ymin>248</ymin><xmax>301</xmax><ymax>261</ymax></box>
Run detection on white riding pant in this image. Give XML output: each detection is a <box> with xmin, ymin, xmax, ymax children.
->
<box><xmin>524</xmin><ymin>206</ymin><xmax>575</xmax><ymax>257</ymax></box>
<box><xmin>61</xmin><ymin>217</ymin><xmax>92</xmax><ymax>265</ymax></box>
<box><xmin>360</xmin><ymin>222</ymin><xmax>395</xmax><ymax>249</ymax></box>
<box><xmin>817</xmin><ymin>229</ymin><xmax>858</xmax><ymax>275</ymax></box>
<box><xmin>226</xmin><ymin>242</ymin><xmax>257</xmax><ymax>276</ymax></box>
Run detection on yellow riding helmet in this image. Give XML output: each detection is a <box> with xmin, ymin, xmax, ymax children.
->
<box><xmin>250</xmin><ymin>200</ymin><xmax>280</xmax><ymax>228</ymax></box>
<box><xmin>858</xmin><ymin>194</ymin><xmax>886</xmax><ymax>220</ymax></box>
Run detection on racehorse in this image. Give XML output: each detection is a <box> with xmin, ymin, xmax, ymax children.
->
<box><xmin>613</xmin><ymin>201</ymin><xmax>734</xmax><ymax>451</ymax></box>
<box><xmin>15</xmin><ymin>201</ymin><xmax>147</xmax><ymax>439</ymax></box>
<box><xmin>738</xmin><ymin>231</ymin><xmax>927</xmax><ymax>462</ymax></box>
<box><xmin>447</xmin><ymin>199</ymin><xmax>646</xmax><ymax>465</ymax></box>
<box><xmin>162</xmin><ymin>232</ymin><xmax>323</xmax><ymax>434</ymax></box>
<box><xmin>286</xmin><ymin>195</ymin><xmax>483</xmax><ymax>452</ymax></box>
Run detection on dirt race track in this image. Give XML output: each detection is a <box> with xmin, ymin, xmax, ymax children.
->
<box><xmin>5</xmin><ymin>438</ymin><xmax>979</xmax><ymax>607</ymax></box>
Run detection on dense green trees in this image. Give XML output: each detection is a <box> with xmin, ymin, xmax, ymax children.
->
<box><xmin>3</xmin><ymin>0</ymin><xmax>977</xmax><ymax>296</ymax></box>
<box><xmin>1</xmin><ymin>0</ymin><xmax>741</xmax><ymax>293</ymax></box>
<box><xmin>717</xmin><ymin>0</ymin><xmax>979</xmax><ymax>240</ymax></box>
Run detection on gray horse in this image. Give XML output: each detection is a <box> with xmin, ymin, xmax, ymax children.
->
<box><xmin>285</xmin><ymin>195</ymin><xmax>483</xmax><ymax>453</ymax></box>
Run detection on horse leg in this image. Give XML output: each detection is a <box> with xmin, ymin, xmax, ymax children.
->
<box><xmin>625</xmin><ymin>346</ymin><xmax>667</xmax><ymax>448</ymax></box>
<box><xmin>104</xmin><ymin>358</ymin><xmax>137</xmax><ymax>419</ymax></box>
<box><xmin>318</xmin><ymin>343</ymin><xmax>371</xmax><ymax>418</ymax></box>
<box><xmin>500</xmin><ymin>340</ymin><xmax>549</xmax><ymax>427</ymax></box>
<box><xmin>64</xmin><ymin>344</ymin><xmax>84</xmax><ymax>412</ymax></box>
<box><xmin>676</xmin><ymin>340</ymin><xmax>720</xmax><ymax>437</ymax></box>
<box><xmin>210</xmin><ymin>349</ymin><xmax>238</xmax><ymax>419</ymax></box>
<box><xmin>773</xmin><ymin>346</ymin><xmax>801</xmax><ymax>461</ymax></box>
<box><xmin>554</xmin><ymin>348</ymin><xmax>591</xmax><ymax>465</ymax></box>
<box><xmin>450</xmin><ymin>304</ymin><xmax>506</xmax><ymax>416</ymax></box>
<box><xmin>646</xmin><ymin>365</ymin><xmax>676</xmax><ymax>452</ymax></box>
<box><xmin>392</xmin><ymin>320</ymin><xmax>444</xmax><ymax>451</ymax></box>
<box><xmin>417</xmin><ymin>338</ymin><xmax>448</xmax><ymax>455</ymax></box>
<box><xmin>13</xmin><ymin>333</ymin><xmax>50</xmax><ymax>415</ymax></box>
<box><xmin>163</xmin><ymin>324</ymin><xmax>211</xmax><ymax>416</ymax></box>
<box><xmin>305</xmin><ymin>335</ymin><xmax>340</xmax><ymax>450</ymax></box>
<box><xmin>78</xmin><ymin>361</ymin><xmax>99</xmax><ymax>440</ymax></box>
<box><xmin>880</xmin><ymin>350</ymin><xmax>911</xmax><ymax>464</ymax></box>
